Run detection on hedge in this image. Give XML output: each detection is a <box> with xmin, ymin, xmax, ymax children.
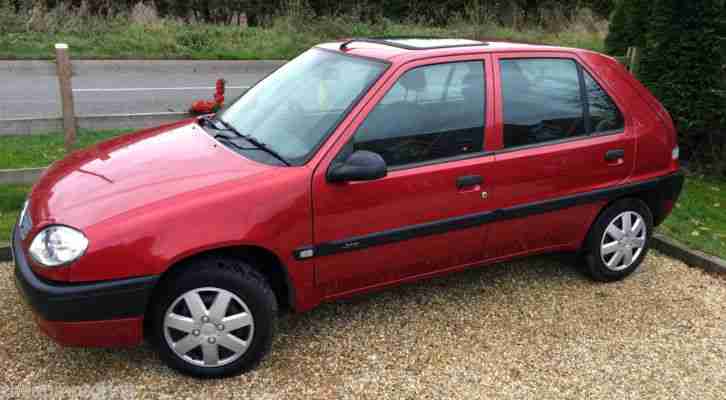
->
<box><xmin>639</xmin><ymin>0</ymin><xmax>725</xmax><ymax>171</ymax></box>
<box><xmin>8</xmin><ymin>0</ymin><xmax>615</xmax><ymax>26</ymax></box>
<box><xmin>605</xmin><ymin>0</ymin><xmax>650</xmax><ymax>55</ymax></box>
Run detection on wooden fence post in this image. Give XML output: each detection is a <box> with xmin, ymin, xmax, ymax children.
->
<box><xmin>630</xmin><ymin>46</ymin><xmax>641</xmax><ymax>78</ymax></box>
<box><xmin>55</xmin><ymin>43</ymin><xmax>77</xmax><ymax>153</ymax></box>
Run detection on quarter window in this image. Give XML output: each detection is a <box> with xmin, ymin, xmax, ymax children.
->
<box><xmin>352</xmin><ymin>61</ymin><xmax>486</xmax><ymax>168</ymax></box>
<box><xmin>499</xmin><ymin>59</ymin><xmax>586</xmax><ymax>148</ymax></box>
<box><xmin>584</xmin><ymin>71</ymin><xmax>624</xmax><ymax>133</ymax></box>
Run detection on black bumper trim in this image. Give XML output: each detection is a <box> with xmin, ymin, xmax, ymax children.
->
<box><xmin>12</xmin><ymin>228</ymin><xmax>160</xmax><ymax>322</ymax></box>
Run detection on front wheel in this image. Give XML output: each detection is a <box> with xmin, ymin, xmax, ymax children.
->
<box><xmin>583</xmin><ymin>199</ymin><xmax>653</xmax><ymax>282</ymax></box>
<box><xmin>150</xmin><ymin>256</ymin><xmax>277</xmax><ymax>378</ymax></box>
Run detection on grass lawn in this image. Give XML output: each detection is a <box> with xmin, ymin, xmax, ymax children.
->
<box><xmin>0</xmin><ymin>129</ymin><xmax>131</xmax><ymax>245</ymax></box>
<box><xmin>659</xmin><ymin>175</ymin><xmax>726</xmax><ymax>259</ymax></box>
<box><xmin>0</xmin><ymin>19</ymin><xmax>605</xmax><ymax>60</ymax></box>
<box><xmin>0</xmin><ymin>129</ymin><xmax>130</xmax><ymax>170</ymax></box>
<box><xmin>0</xmin><ymin>184</ymin><xmax>31</xmax><ymax>245</ymax></box>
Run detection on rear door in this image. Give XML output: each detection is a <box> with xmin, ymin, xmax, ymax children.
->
<box><xmin>484</xmin><ymin>52</ymin><xmax>635</xmax><ymax>257</ymax></box>
<box><xmin>309</xmin><ymin>55</ymin><xmax>497</xmax><ymax>296</ymax></box>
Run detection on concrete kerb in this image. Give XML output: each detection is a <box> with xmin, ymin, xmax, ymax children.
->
<box><xmin>0</xmin><ymin>168</ymin><xmax>46</xmax><ymax>185</ymax></box>
<box><xmin>652</xmin><ymin>233</ymin><xmax>726</xmax><ymax>275</ymax></box>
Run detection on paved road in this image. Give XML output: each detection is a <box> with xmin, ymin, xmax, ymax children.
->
<box><xmin>0</xmin><ymin>61</ymin><xmax>281</xmax><ymax>119</ymax></box>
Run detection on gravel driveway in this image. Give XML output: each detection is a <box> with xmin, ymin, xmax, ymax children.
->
<box><xmin>1</xmin><ymin>253</ymin><xmax>725</xmax><ymax>399</ymax></box>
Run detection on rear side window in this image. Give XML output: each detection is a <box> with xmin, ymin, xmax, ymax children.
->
<box><xmin>499</xmin><ymin>58</ymin><xmax>625</xmax><ymax>150</ymax></box>
<box><xmin>584</xmin><ymin>71</ymin><xmax>624</xmax><ymax>133</ymax></box>
<box><xmin>500</xmin><ymin>59</ymin><xmax>586</xmax><ymax>149</ymax></box>
<box><xmin>352</xmin><ymin>61</ymin><xmax>485</xmax><ymax>168</ymax></box>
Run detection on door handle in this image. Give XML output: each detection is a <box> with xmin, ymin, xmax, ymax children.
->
<box><xmin>456</xmin><ymin>175</ymin><xmax>483</xmax><ymax>189</ymax></box>
<box><xmin>605</xmin><ymin>149</ymin><xmax>625</xmax><ymax>161</ymax></box>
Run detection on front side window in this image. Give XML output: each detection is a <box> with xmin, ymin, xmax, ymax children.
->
<box><xmin>219</xmin><ymin>49</ymin><xmax>387</xmax><ymax>165</ymax></box>
<box><xmin>352</xmin><ymin>61</ymin><xmax>486</xmax><ymax>168</ymax></box>
<box><xmin>500</xmin><ymin>59</ymin><xmax>586</xmax><ymax>149</ymax></box>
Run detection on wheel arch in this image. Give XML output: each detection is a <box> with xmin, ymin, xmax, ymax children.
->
<box><xmin>581</xmin><ymin>192</ymin><xmax>657</xmax><ymax>252</ymax></box>
<box><xmin>144</xmin><ymin>245</ymin><xmax>296</xmax><ymax>335</ymax></box>
<box><xmin>606</xmin><ymin>189</ymin><xmax>662</xmax><ymax>227</ymax></box>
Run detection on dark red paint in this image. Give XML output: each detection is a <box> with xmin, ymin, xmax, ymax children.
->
<box><xmin>17</xmin><ymin>41</ymin><xmax>680</xmax><ymax>346</ymax></box>
<box><xmin>36</xmin><ymin>316</ymin><xmax>144</xmax><ymax>347</ymax></box>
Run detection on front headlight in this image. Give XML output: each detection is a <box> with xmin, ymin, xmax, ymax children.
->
<box><xmin>29</xmin><ymin>225</ymin><xmax>89</xmax><ymax>267</ymax></box>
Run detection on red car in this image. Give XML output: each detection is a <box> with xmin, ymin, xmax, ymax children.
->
<box><xmin>13</xmin><ymin>38</ymin><xmax>683</xmax><ymax>378</ymax></box>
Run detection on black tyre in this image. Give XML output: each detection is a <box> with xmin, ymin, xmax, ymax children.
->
<box><xmin>583</xmin><ymin>198</ymin><xmax>653</xmax><ymax>282</ymax></box>
<box><xmin>150</xmin><ymin>256</ymin><xmax>277</xmax><ymax>378</ymax></box>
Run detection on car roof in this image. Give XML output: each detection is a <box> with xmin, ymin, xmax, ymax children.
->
<box><xmin>316</xmin><ymin>37</ymin><xmax>589</xmax><ymax>64</ymax></box>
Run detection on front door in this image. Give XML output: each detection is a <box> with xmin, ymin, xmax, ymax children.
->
<box><xmin>310</xmin><ymin>56</ymin><xmax>497</xmax><ymax>296</ymax></box>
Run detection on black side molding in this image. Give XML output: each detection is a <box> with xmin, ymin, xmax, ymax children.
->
<box><xmin>297</xmin><ymin>171</ymin><xmax>684</xmax><ymax>260</ymax></box>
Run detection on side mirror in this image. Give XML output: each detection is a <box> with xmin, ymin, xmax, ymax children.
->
<box><xmin>327</xmin><ymin>150</ymin><xmax>387</xmax><ymax>183</ymax></box>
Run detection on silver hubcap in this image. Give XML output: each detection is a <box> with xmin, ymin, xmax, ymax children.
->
<box><xmin>601</xmin><ymin>211</ymin><xmax>647</xmax><ymax>271</ymax></box>
<box><xmin>163</xmin><ymin>287</ymin><xmax>254</xmax><ymax>368</ymax></box>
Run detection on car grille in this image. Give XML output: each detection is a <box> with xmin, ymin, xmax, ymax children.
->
<box><xmin>18</xmin><ymin>201</ymin><xmax>32</xmax><ymax>240</ymax></box>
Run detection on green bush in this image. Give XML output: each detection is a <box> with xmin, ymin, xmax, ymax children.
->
<box><xmin>0</xmin><ymin>0</ymin><xmax>25</xmax><ymax>33</ymax></box>
<box><xmin>584</xmin><ymin>0</ymin><xmax>617</xmax><ymax>17</ymax></box>
<box><xmin>26</xmin><ymin>0</ymin><xmax>615</xmax><ymax>27</ymax></box>
<box><xmin>604</xmin><ymin>0</ymin><xmax>651</xmax><ymax>55</ymax></box>
<box><xmin>626</xmin><ymin>0</ymin><xmax>651</xmax><ymax>48</ymax></box>
<box><xmin>639</xmin><ymin>0</ymin><xmax>726</xmax><ymax>173</ymax></box>
<box><xmin>604</xmin><ymin>0</ymin><xmax>629</xmax><ymax>54</ymax></box>
<box><xmin>176</xmin><ymin>28</ymin><xmax>214</xmax><ymax>51</ymax></box>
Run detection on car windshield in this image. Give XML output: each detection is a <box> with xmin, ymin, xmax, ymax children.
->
<box><xmin>219</xmin><ymin>48</ymin><xmax>388</xmax><ymax>165</ymax></box>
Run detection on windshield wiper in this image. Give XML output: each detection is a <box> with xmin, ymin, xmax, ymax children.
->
<box><xmin>200</xmin><ymin>116</ymin><xmax>243</xmax><ymax>141</ymax></box>
<box><xmin>199</xmin><ymin>114</ymin><xmax>225</xmax><ymax>130</ymax></box>
<box><xmin>215</xmin><ymin>135</ymin><xmax>256</xmax><ymax>151</ymax></box>
<box><xmin>238</xmin><ymin>133</ymin><xmax>291</xmax><ymax>167</ymax></box>
<box><xmin>210</xmin><ymin>118</ymin><xmax>291</xmax><ymax>166</ymax></box>
<box><xmin>214</xmin><ymin>133</ymin><xmax>252</xmax><ymax>145</ymax></box>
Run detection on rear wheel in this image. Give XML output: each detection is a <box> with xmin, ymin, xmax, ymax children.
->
<box><xmin>583</xmin><ymin>199</ymin><xmax>653</xmax><ymax>282</ymax></box>
<box><xmin>150</xmin><ymin>256</ymin><xmax>277</xmax><ymax>378</ymax></box>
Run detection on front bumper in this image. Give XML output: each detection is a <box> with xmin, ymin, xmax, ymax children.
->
<box><xmin>12</xmin><ymin>227</ymin><xmax>159</xmax><ymax>346</ymax></box>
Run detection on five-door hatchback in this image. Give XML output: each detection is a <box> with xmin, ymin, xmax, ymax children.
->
<box><xmin>13</xmin><ymin>38</ymin><xmax>683</xmax><ymax>378</ymax></box>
